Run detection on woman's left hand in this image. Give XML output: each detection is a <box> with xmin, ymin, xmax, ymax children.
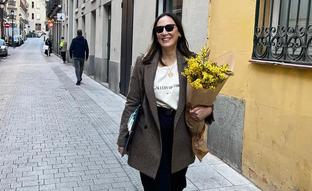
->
<box><xmin>189</xmin><ymin>106</ymin><xmax>213</xmax><ymax>121</ymax></box>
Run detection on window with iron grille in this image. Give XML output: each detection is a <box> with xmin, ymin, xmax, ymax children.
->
<box><xmin>35</xmin><ymin>23</ymin><xmax>41</xmax><ymax>30</ymax></box>
<box><xmin>252</xmin><ymin>0</ymin><xmax>312</xmax><ymax>67</ymax></box>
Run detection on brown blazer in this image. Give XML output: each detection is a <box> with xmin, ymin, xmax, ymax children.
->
<box><xmin>117</xmin><ymin>51</ymin><xmax>195</xmax><ymax>178</ymax></box>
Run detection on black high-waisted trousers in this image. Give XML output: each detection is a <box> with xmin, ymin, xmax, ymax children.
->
<box><xmin>140</xmin><ymin>107</ymin><xmax>188</xmax><ymax>191</ymax></box>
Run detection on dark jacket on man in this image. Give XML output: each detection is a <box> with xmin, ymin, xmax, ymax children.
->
<box><xmin>45</xmin><ymin>39</ymin><xmax>52</xmax><ymax>54</ymax></box>
<box><xmin>69</xmin><ymin>36</ymin><xmax>89</xmax><ymax>60</ymax></box>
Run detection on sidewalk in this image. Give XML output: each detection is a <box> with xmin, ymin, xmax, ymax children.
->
<box><xmin>0</xmin><ymin>42</ymin><xmax>261</xmax><ymax>191</ymax></box>
<box><xmin>56</xmin><ymin>57</ymin><xmax>261</xmax><ymax>191</ymax></box>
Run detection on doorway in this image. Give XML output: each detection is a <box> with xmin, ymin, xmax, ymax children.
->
<box><xmin>89</xmin><ymin>10</ymin><xmax>96</xmax><ymax>76</ymax></box>
<box><xmin>82</xmin><ymin>15</ymin><xmax>85</xmax><ymax>36</ymax></box>
<box><xmin>120</xmin><ymin>0</ymin><xmax>134</xmax><ymax>96</ymax></box>
<box><xmin>104</xmin><ymin>3</ymin><xmax>111</xmax><ymax>83</ymax></box>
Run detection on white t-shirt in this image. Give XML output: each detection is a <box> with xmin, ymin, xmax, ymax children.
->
<box><xmin>154</xmin><ymin>62</ymin><xmax>180</xmax><ymax>110</ymax></box>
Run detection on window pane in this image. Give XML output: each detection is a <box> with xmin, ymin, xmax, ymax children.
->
<box><xmin>307</xmin><ymin>0</ymin><xmax>312</xmax><ymax>61</ymax></box>
<box><xmin>35</xmin><ymin>24</ymin><xmax>41</xmax><ymax>30</ymax></box>
<box><xmin>257</xmin><ymin>0</ymin><xmax>271</xmax><ymax>28</ymax></box>
<box><xmin>279</xmin><ymin>0</ymin><xmax>290</xmax><ymax>26</ymax></box>
<box><xmin>157</xmin><ymin>0</ymin><xmax>183</xmax><ymax>19</ymax></box>
<box><xmin>289</xmin><ymin>0</ymin><xmax>299</xmax><ymax>27</ymax></box>
<box><xmin>271</xmin><ymin>0</ymin><xmax>280</xmax><ymax>28</ymax></box>
<box><xmin>166</xmin><ymin>0</ymin><xmax>183</xmax><ymax>18</ymax></box>
<box><xmin>157</xmin><ymin>0</ymin><xmax>164</xmax><ymax>17</ymax></box>
<box><xmin>299</xmin><ymin>0</ymin><xmax>310</xmax><ymax>26</ymax></box>
<box><xmin>310</xmin><ymin>0</ymin><xmax>312</xmax><ymax>25</ymax></box>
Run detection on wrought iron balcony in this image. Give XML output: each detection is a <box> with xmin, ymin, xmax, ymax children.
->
<box><xmin>46</xmin><ymin>0</ymin><xmax>61</xmax><ymax>17</ymax></box>
<box><xmin>2</xmin><ymin>10</ymin><xmax>7</xmax><ymax>18</ymax></box>
<box><xmin>7</xmin><ymin>0</ymin><xmax>15</xmax><ymax>6</ymax></box>
<box><xmin>20</xmin><ymin>0</ymin><xmax>27</xmax><ymax>13</ymax></box>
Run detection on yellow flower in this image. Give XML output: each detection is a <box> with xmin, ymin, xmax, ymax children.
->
<box><xmin>182</xmin><ymin>46</ymin><xmax>233</xmax><ymax>90</ymax></box>
<box><xmin>191</xmin><ymin>79</ymin><xmax>203</xmax><ymax>89</ymax></box>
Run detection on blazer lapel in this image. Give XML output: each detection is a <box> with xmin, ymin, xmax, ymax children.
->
<box><xmin>143</xmin><ymin>51</ymin><xmax>187</xmax><ymax>131</ymax></box>
<box><xmin>144</xmin><ymin>53</ymin><xmax>161</xmax><ymax>130</ymax></box>
<box><xmin>174</xmin><ymin>51</ymin><xmax>187</xmax><ymax>130</ymax></box>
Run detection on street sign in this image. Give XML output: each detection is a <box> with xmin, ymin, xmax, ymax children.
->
<box><xmin>4</xmin><ymin>23</ymin><xmax>10</xmax><ymax>28</ymax></box>
<box><xmin>57</xmin><ymin>13</ymin><xmax>65</xmax><ymax>21</ymax></box>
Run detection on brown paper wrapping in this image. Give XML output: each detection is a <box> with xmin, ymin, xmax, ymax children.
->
<box><xmin>185</xmin><ymin>82</ymin><xmax>225</xmax><ymax>161</ymax></box>
<box><xmin>192</xmin><ymin>124</ymin><xmax>208</xmax><ymax>160</ymax></box>
<box><xmin>185</xmin><ymin>52</ymin><xmax>235</xmax><ymax>161</ymax></box>
<box><xmin>187</xmin><ymin>81</ymin><xmax>226</xmax><ymax>109</ymax></box>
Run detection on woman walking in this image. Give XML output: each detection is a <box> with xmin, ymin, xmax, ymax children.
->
<box><xmin>117</xmin><ymin>13</ymin><xmax>213</xmax><ymax>191</ymax></box>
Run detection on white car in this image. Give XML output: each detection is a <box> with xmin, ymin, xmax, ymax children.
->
<box><xmin>13</xmin><ymin>36</ymin><xmax>22</xmax><ymax>46</ymax></box>
<box><xmin>0</xmin><ymin>39</ymin><xmax>8</xmax><ymax>57</ymax></box>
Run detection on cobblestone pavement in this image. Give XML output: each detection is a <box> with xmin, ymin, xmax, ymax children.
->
<box><xmin>0</xmin><ymin>38</ymin><xmax>261</xmax><ymax>191</ymax></box>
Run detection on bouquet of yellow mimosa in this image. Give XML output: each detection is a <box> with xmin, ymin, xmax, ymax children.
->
<box><xmin>183</xmin><ymin>46</ymin><xmax>234</xmax><ymax>161</ymax></box>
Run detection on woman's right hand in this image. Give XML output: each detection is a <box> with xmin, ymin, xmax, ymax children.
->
<box><xmin>118</xmin><ymin>146</ymin><xmax>125</xmax><ymax>157</ymax></box>
<box><xmin>189</xmin><ymin>106</ymin><xmax>213</xmax><ymax>121</ymax></box>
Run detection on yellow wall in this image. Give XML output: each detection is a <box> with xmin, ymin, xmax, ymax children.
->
<box><xmin>208</xmin><ymin>0</ymin><xmax>312</xmax><ymax>190</ymax></box>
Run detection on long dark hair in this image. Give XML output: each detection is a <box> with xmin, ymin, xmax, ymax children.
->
<box><xmin>142</xmin><ymin>12</ymin><xmax>193</xmax><ymax>65</ymax></box>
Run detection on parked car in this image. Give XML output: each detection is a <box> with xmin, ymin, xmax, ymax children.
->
<box><xmin>18</xmin><ymin>35</ymin><xmax>24</xmax><ymax>45</ymax></box>
<box><xmin>13</xmin><ymin>36</ymin><xmax>21</xmax><ymax>46</ymax></box>
<box><xmin>0</xmin><ymin>39</ymin><xmax>8</xmax><ymax>56</ymax></box>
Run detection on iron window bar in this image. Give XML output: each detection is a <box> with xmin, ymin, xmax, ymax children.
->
<box><xmin>253</xmin><ymin>0</ymin><xmax>312</xmax><ymax>66</ymax></box>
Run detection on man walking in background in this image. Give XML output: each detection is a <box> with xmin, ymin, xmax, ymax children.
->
<box><xmin>45</xmin><ymin>38</ymin><xmax>52</xmax><ymax>56</ymax></box>
<box><xmin>59</xmin><ymin>37</ymin><xmax>67</xmax><ymax>63</ymax></box>
<box><xmin>69</xmin><ymin>30</ymin><xmax>89</xmax><ymax>86</ymax></box>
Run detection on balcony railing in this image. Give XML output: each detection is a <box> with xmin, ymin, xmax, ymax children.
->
<box><xmin>46</xmin><ymin>0</ymin><xmax>61</xmax><ymax>17</ymax></box>
<box><xmin>20</xmin><ymin>0</ymin><xmax>27</xmax><ymax>13</ymax></box>
<box><xmin>7</xmin><ymin>0</ymin><xmax>16</xmax><ymax>6</ymax></box>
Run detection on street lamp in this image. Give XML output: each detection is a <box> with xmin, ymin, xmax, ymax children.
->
<box><xmin>10</xmin><ymin>9</ymin><xmax>13</xmax><ymax>47</ymax></box>
<box><xmin>0</xmin><ymin>0</ymin><xmax>7</xmax><ymax>39</ymax></box>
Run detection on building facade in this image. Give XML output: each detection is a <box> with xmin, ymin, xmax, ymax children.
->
<box><xmin>62</xmin><ymin>0</ymin><xmax>312</xmax><ymax>191</ymax></box>
<box><xmin>59</xmin><ymin>0</ymin><xmax>312</xmax><ymax>190</ymax></box>
<box><xmin>46</xmin><ymin>0</ymin><xmax>61</xmax><ymax>55</ymax></box>
<box><xmin>5</xmin><ymin>0</ymin><xmax>29</xmax><ymax>41</ymax></box>
<box><xmin>27</xmin><ymin>0</ymin><xmax>46</xmax><ymax>35</ymax></box>
<box><xmin>19</xmin><ymin>0</ymin><xmax>28</xmax><ymax>39</ymax></box>
<box><xmin>207</xmin><ymin>0</ymin><xmax>312</xmax><ymax>191</ymax></box>
<box><xmin>62</xmin><ymin>0</ymin><xmax>208</xmax><ymax>94</ymax></box>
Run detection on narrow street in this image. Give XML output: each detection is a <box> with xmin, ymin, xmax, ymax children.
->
<box><xmin>0</xmin><ymin>38</ymin><xmax>260</xmax><ymax>191</ymax></box>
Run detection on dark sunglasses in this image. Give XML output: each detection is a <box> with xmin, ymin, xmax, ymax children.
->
<box><xmin>154</xmin><ymin>24</ymin><xmax>176</xmax><ymax>33</ymax></box>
